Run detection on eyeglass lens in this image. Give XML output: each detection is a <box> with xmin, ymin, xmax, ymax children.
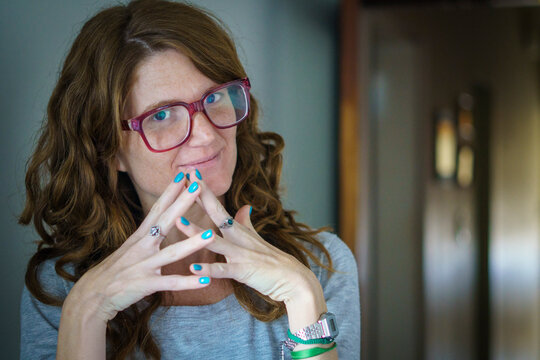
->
<box><xmin>141</xmin><ymin>82</ymin><xmax>248</xmax><ymax>150</ymax></box>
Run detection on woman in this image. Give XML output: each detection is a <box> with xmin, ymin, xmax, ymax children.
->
<box><xmin>19</xmin><ymin>0</ymin><xmax>360</xmax><ymax>359</ymax></box>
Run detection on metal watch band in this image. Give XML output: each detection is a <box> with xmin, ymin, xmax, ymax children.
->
<box><xmin>295</xmin><ymin>312</ymin><xmax>338</xmax><ymax>341</ymax></box>
<box><xmin>296</xmin><ymin>321</ymin><xmax>329</xmax><ymax>340</ymax></box>
<box><xmin>282</xmin><ymin>312</ymin><xmax>339</xmax><ymax>354</ymax></box>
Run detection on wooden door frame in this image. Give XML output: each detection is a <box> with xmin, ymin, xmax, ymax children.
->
<box><xmin>339</xmin><ymin>0</ymin><xmax>359</xmax><ymax>253</ymax></box>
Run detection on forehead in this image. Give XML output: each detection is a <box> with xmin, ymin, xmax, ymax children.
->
<box><xmin>125</xmin><ymin>49</ymin><xmax>216</xmax><ymax>118</ymax></box>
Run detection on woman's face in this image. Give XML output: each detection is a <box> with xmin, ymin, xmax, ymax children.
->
<box><xmin>116</xmin><ymin>49</ymin><xmax>238</xmax><ymax>210</ymax></box>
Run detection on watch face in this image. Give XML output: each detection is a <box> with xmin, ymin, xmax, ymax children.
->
<box><xmin>322</xmin><ymin>312</ymin><xmax>339</xmax><ymax>337</ymax></box>
<box><xmin>329</xmin><ymin>318</ymin><xmax>337</xmax><ymax>333</ymax></box>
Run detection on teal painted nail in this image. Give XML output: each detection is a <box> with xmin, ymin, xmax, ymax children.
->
<box><xmin>180</xmin><ymin>216</ymin><xmax>190</xmax><ymax>226</ymax></box>
<box><xmin>249</xmin><ymin>206</ymin><xmax>253</xmax><ymax>215</ymax></box>
<box><xmin>199</xmin><ymin>276</ymin><xmax>210</xmax><ymax>284</ymax></box>
<box><xmin>193</xmin><ymin>264</ymin><xmax>202</xmax><ymax>271</ymax></box>
<box><xmin>188</xmin><ymin>182</ymin><xmax>199</xmax><ymax>193</ymax></box>
<box><xmin>174</xmin><ymin>172</ymin><xmax>184</xmax><ymax>183</ymax></box>
<box><xmin>195</xmin><ymin>169</ymin><xmax>202</xmax><ymax>180</ymax></box>
<box><xmin>201</xmin><ymin>229</ymin><xmax>213</xmax><ymax>240</ymax></box>
<box><xmin>186</xmin><ymin>173</ymin><xmax>190</xmax><ymax>181</ymax></box>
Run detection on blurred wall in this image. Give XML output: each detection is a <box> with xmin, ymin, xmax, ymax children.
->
<box><xmin>360</xmin><ymin>6</ymin><xmax>540</xmax><ymax>360</ymax></box>
<box><xmin>0</xmin><ymin>0</ymin><xmax>338</xmax><ymax>357</ymax></box>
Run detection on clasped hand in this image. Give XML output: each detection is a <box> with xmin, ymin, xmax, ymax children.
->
<box><xmin>65</xmin><ymin>170</ymin><xmax>319</xmax><ymax>323</ymax></box>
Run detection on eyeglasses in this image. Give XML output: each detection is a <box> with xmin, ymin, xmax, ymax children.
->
<box><xmin>121</xmin><ymin>78</ymin><xmax>251</xmax><ymax>152</ymax></box>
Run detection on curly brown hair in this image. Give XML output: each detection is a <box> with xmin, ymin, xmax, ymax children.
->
<box><xmin>19</xmin><ymin>0</ymin><xmax>333</xmax><ymax>358</ymax></box>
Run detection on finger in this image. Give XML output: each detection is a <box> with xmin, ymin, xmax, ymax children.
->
<box><xmin>175</xmin><ymin>217</ymin><xmax>245</xmax><ymax>258</ymax></box>
<box><xmin>174</xmin><ymin>215</ymin><xmax>203</xmax><ymax>237</ymax></box>
<box><xmin>189</xmin><ymin>262</ymin><xmax>245</xmax><ymax>281</ymax></box>
<box><xmin>189</xmin><ymin>171</ymin><xmax>233</xmax><ymax>230</ymax></box>
<box><xmin>139</xmin><ymin>229</ymin><xmax>214</xmax><ymax>270</ymax></box>
<box><xmin>181</xmin><ymin>178</ymin><xmax>260</xmax><ymax>250</ymax></box>
<box><xmin>144</xmin><ymin>274</ymin><xmax>211</xmax><ymax>293</ymax></box>
<box><xmin>234</xmin><ymin>205</ymin><xmax>255</xmax><ymax>232</ymax></box>
<box><xmin>232</xmin><ymin>205</ymin><xmax>274</xmax><ymax>251</ymax></box>
<box><xmin>137</xmin><ymin>171</ymin><xmax>188</xmax><ymax>234</ymax></box>
<box><xmin>147</xmin><ymin>180</ymin><xmax>202</xmax><ymax>243</ymax></box>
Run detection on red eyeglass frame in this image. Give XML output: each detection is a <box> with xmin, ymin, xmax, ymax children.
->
<box><xmin>120</xmin><ymin>78</ymin><xmax>251</xmax><ymax>153</ymax></box>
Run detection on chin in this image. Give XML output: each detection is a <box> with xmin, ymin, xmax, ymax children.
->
<box><xmin>206</xmin><ymin>175</ymin><xmax>232</xmax><ymax>199</ymax></box>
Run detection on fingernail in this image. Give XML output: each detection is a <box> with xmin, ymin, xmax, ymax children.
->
<box><xmin>188</xmin><ymin>182</ymin><xmax>199</xmax><ymax>193</ymax></box>
<box><xmin>180</xmin><ymin>216</ymin><xmax>190</xmax><ymax>226</ymax></box>
<box><xmin>201</xmin><ymin>229</ymin><xmax>213</xmax><ymax>240</ymax></box>
<box><xmin>174</xmin><ymin>172</ymin><xmax>184</xmax><ymax>183</ymax></box>
<box><xmin>186</xmin><ymin>173</ymin><xmax>191</xmax><ymax>181</ymax></box>
<box><xmin>199</xmin><ymin>276</ymin><xmax>210</xmax><ymax>284</ymax></box>
<box><xmin>193</xmin><ymin>264</ymin><xmax>202</xmax><ymax>271</ymax></box>
<box><xmin>195</xmin><ymin>169</ymin><xmax>202</xmax><ymax>180</ymax></box>
<box><xmin>249</xmin><ymin>206</ymin><xmax>253</xmax><ymax>215</ymax></box>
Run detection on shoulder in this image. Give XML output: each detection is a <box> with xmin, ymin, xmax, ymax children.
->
<box><xmin>20</xmin><ymin>258</ymin><xmax>75</xmax><ymax>357</ymax></box>
<box><xmin>302</xmin><ymin>231</ymin><xmax>359</xmax><ymax>287</ymax></box>
<box><xmin>304</xmin><ymin>231</ymin><xmax>357</xmax><ymax>271</ymax></box>
<box><xmin>29</xmin><ymin>257</ymin><xmax>75</xmax><ymax>301</ymax></box>
<box><xmin>308</xmin><ymin>233</ymin><xmax>361</xmax><ymax>358</ymax></box>
<box><xmin>317</xmin><ymin>232</ymin><xmax>357</xmax><ymax>270</ymax></box>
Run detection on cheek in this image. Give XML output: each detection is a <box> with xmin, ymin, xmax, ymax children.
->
<box><xmin>120</xmin><ymin>135</ymin><xmax>177</xmax><ymax>198</ymax></box>
<box><xmin>224</xmin><ymin>129</ymin><xmax>238</xmax><ymax>175</ymax></box>
<box><xmin>206</xmin><ymin>130</ymin><xmax>238</xmax><ymax>196</ymax></box>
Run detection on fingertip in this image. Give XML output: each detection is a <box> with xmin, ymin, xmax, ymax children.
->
<box><xmin>201</xmin><ymin>229</ymin><xmax>213</xmax><ymax>240</ymax></box>
<box><xmin>188</xmin><ymin>181</ymin><xmax>199</xmax><ymax>193</ymax></box>
<box><xmin>174</xmin><ymin>217</ymin><xmax>184</xmax><ymax>229</ymax></box>
<box><xmin>198</xmin><ymin>276</ymin><xmax>211</xmax><ymax>285</ymax></box>
<box><xmin>235</xmin><ymin>205</ymin><xmax>253</xmax><ymax>223</ymax></box>
<box><xmin>174</xmin><ymin>171</ymin><xmax>185</xmax><ymax>183</ymax></box>
<box><xmin>242</xmin><ymin>204</ymin><xmax>252</xmax><ymax>215</ymax></box>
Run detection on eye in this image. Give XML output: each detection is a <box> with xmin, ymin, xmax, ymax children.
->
<box><xmin>152</xmin><ymin>110</ymin><xmax>169</xmax><ymax>121</ymax></box>
<box><xmin>205</xmin><ymin>92</ymin><xmax>223</xmax><ymax>105</ymax></box>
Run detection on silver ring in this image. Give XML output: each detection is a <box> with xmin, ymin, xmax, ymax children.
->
<box><xmin>219</xmin><ymin>217</ymin><xmax>234</xmax><ymax>229</ymax></box>
<box><xmin>150</xmin><ymin>225</ymin><xmax>164</xmax><ymax>237</ymax></box>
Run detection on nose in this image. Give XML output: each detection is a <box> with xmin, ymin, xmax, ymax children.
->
<box><xmin>187</xmin><ymin>111</ymin><xmax>217</xmax><ymax>146</ymax></box>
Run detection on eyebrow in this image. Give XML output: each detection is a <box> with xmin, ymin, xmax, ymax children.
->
<box><xmin>141</xmin><ymin>99</ymin><xmax>183</xmax><ymax>114</ymax></box>
<box><xmin>139</xmin><ymin>83</ymin><xmax>219</xmax><ymax>115</ymax></box>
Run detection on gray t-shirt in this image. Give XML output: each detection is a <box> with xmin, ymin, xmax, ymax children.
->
<box><xmin>20</xmin><ymin>232</ymin><xmax>360</xmax><ymax>359</ymax></box>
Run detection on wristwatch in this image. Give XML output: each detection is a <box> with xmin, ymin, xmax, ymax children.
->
<box><xmin>283</xmin><ymin>312</ymin><xmax>339</xmax><ymax>350</ymax></box>
<box><xmin>296</xmin><ymin>312</ymin><xmax>339</xmax><ymax>340</ymax></box>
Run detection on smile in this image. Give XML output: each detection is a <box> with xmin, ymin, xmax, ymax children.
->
<box><xmin>181</xmin><ymin>152</ymin><xmax>220</xmax><ymax>169</ymax></box>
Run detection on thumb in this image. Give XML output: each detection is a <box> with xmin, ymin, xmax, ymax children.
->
<box><xmin>234</xmin><ymin>205</ymin><xmax>255</xmax><ymax>231</ymax></box>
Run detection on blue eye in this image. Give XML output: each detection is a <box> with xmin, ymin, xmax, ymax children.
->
<box><xmin>206</xmin><ymin>94</ymin><xmax>216</xmax><ymax>104</ymax></box>
<box><xmin>152</xmin><ymin>110</ymin><xmax>169</xmax><ymax>121</ymax></box>
<box><xmin>205</xmin><ymin>92</ymin><xmax>222</xmax><ymax>105</ymax></box>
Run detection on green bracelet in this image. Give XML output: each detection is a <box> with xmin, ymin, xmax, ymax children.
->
<box><xmin>291</xmin><ymin>343</ymin><xmax>337</xmax><ymax>359</ymax></box>
<box><xmin>287</xmin><ymin>329</ymin><xmax>334</xmax><ymax>345</ymax></box>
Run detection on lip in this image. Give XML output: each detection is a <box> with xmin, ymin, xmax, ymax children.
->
<box><xmin>180</xmin><ymin>151</ymin><xmax>220</xmax><ymax>169</ymax></box>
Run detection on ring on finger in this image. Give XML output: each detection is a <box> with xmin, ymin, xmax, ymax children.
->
<box><xmin>219</xmin><ymin>217</ymin><xmax>234</xmax><ymax>230</ymax></box>
<box><xmin>150</xmin><ymin>225</ymin><xmax>167</xmax><ymax>239</ymax></box>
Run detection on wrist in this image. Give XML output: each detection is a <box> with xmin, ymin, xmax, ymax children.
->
<box><xmin>58</xmin><ymin>290</ymin><xmax>108</xmax><ymax>360</ymax></box>
<box><xmin>64</xmin><ymin>284</ymin><xmax>113</xmax><ymax>324</ymax></box>
<box><xmin>284</xmin><ymin>273</ymin><xmax>327</xmax><ymax>334</ymax></box>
